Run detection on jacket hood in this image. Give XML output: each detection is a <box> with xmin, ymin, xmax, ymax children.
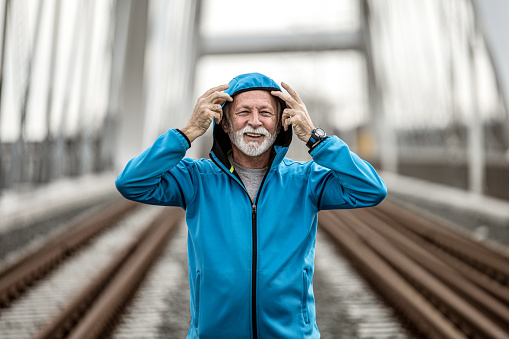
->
<box><xmin>211</xmin><ymin>73</ymin><xmax>292</xmax><ymax>167</ymax></box>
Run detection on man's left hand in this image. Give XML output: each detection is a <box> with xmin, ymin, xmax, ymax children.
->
<box><xmin>271</xmin><ymin>82</ymin><xmax>315</xmax><ymax>143</ymax></box>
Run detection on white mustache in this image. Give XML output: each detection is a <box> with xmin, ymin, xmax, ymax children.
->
<box><xmin>241</xmin><ymin>126</ymin><xmax>269</xmax><ymax>136</ymax></box>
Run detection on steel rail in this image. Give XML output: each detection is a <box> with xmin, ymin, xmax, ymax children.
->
<box><xmin>33</xmin><ymin>206</ymin><xmax>184</xmax><ymax>339</ymax></box>
<box><xmin>0</xmin><ymin>198</ymin><xmax>138</xmax><ymax>306</ymax></box>
<box><xmin>319</xmin><ymin>201</ymin><xmax>509</xmax><ymax>338</ymax></box>
<box><xmin>336</xmin><ymin>209</ymin><xmax>505</xmax><ymax>337</ymax></box>
<box><xmin>376</xmin><ymin>200</ymin><xmax>509</xmax><ymax>284</ymax></box>
<box><xmin>319</xmin><ymin>210</ymin><xmax>465</xmax><ymax>339</ymax></box>
<box><xmin>367</xmin><ymin>206</ymin><xmax>509</xmax><ymax>305</ymax></box>
<box><xmin>347</xmin><ymin>208</ymin><xmax>509</xmax><ymax>333</ymax></box>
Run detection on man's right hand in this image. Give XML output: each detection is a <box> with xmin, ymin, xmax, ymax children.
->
<box><xmin>181</xmin><ymin>84</ymin><xmax>233</xmax><ymax>143</ymax></box>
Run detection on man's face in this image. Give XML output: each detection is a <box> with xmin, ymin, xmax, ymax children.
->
<box><xmin>223</xmin><ymin>90</ymin><xmax>280</xmax><ymax>157</ymax></box>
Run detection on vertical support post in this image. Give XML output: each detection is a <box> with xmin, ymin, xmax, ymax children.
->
<box><xmin>41</xmin><ymin>0</ymin><xmax>61</xmax><ymax>183</ymax></box>
<box><xmin>184</xmin><ymin>0</ymin><xmax>202</xmax><ymax>158</ymax></box>
<box><xmin>75</xmin><ymin>0</ymin><xmax>96</xmax><ymax>176</ymax></box>
<box><xmin>141</xmin><ymin>0</ymin><xmax>170</xmax><ymax>150</ymax></box>
<box><xmin>467</xmin><ymin>29</ymin><xmax>485</xmax><ymax>194</ymax></box>
<box><xmin>361</xmin><ymin>0</ymin><xmax>397</xmax><ymax>172</ymax></box>
<box><xmin>114</xmin><ymin>0</ymin><xmax>149</xmax><ymax>171</ymax></box>
<box><xmin>186</xmin><ymin>0</ymin><xmax>201</xmax><ymax>118</ymax></box>
<box><xmin>53</xmin><ymin>0</ymin><xmax>85</xmax><ymax>179</ymax></box>
<box><xmin>17</xmin><ymin>0</ymin><xmax>45</xmax><ymax>185</ymax></box>
<box><xmin>0</xmin><ymin>0</ymin><xmax>10</xmax><ymax>190</ymax></box>
<box><xmin>99</xmin><ymin>0</ymin><xmax>130</xmax><ymax>172</ymax></box>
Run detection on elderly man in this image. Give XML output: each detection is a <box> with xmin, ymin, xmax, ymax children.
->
<box><xmin>115</xmin><ymin>72</ymin><xmax>387</xmax><ymax>338</ymax></box>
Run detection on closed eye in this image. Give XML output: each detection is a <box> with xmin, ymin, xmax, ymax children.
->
<box><xmin>260</xmin><ymin>111</ymin><xmax>275</xmax><ymax>118</ymax></box>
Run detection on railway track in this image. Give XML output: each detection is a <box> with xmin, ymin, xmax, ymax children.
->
<box><xmin>110</xmin><ymin>222</ymin><xmax>411</xmax><ymax>338</ymax></box>
<box><xmin>0</xmin><ymin>199</ymin><xmax>137</xmax><ymax>307</ymax></box>
<box><xmin>2</xmin><ymin>195</ymin><xmax>507</xmax><ymax>338</ymax></box>
<box><xmin>319</xmin><ymin>199</ymin><xmax>509</xmax><ymax>339</ymax></box>
<box><xmin>313</xmin><ymin>231</ymin><xmax>410</xmax><ymax>338</ymax></box>
<box><xmin>0</xmin><ymin>200</ymin><xmax>183</xmax><ymax>338</ymax></box>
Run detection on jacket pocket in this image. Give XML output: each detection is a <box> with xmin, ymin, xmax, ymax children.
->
<box><xmin>194</xmin><ymin>271</ymin><xmax>201</xmax><ymax>327</ymax></box>
<box><xmin>302</xmin><ymin>269</ymin><xmax>310</xmax><ymax>324</ymax></box>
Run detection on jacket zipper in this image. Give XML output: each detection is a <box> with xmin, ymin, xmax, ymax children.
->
<box><xmin>251</xmin><ymin>168</ymin><xmax>271</xmax><ymax>339</ymax></box>
<box><xmin>210</xmin><ymin>153</ymin><xmax>271</xmax><ymax>339</ymax></box>
<box><xmin>251</xmin><ymin>204</ymin><xmax>258</xmax><ymax>339</ymax></box>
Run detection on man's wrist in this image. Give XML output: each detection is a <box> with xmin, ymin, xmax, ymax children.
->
<box><xmin>303</xmin><ymin>131</ymin><xmax>312</xmax><ymax>143</ymax></box>
<box><xmin>180</xmin><ymin>126</ymin><xmax>201</xmax><ymax>143</ymax></box>
<box><xmin>175</xmin><ymin>129</ymin><xmax>192</xmax><ymax>148</ymax></box>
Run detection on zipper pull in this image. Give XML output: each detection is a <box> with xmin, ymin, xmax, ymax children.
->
<box><xmin>252</xmin><ymin>205</ymin><xmax>256</xmax><ymax>216</ymax></box>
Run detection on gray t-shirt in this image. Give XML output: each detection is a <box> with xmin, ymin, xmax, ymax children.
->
<box><xmin>228</xmin><ymin>154</ymin><xmax>268</xmax><ymax>202</ymax></box>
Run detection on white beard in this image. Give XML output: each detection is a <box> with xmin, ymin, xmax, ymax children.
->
<box><xmin>228</xmin><ymin>125</ymin><xmax>277</xmax><ymax>157</ymax></box>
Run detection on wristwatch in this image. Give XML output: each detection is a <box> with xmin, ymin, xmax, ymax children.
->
<box><xmin>306</xmin><ymin>128</ymin><xmax>327</xmax><ymax>150</ymax></box>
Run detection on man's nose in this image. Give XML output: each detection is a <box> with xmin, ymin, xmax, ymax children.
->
<box><xmin>248</xmin><ymin>111</ymin><xmax>262</xmax><ymax>127</ymax></box>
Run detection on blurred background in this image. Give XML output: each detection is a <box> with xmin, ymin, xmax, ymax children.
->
<box><xmin>0</xmin><ymin>0</ymin><xmax>508</xmax><ymax>205</ymax></box>
<box><xmin>1</xmin><ymin>2</ymin><xmax>509</xmax><ymax>337</ymax></box>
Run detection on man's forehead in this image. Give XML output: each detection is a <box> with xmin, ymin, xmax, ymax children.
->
<box><xmin>232</xmin><ymin>90</ymin><xmax>277</xmax><ymax>108</ymax></box>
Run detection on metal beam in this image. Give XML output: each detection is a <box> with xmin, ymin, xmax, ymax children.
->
<box><xmin>200</xmin><ymin>31</ymin><xmax>362</xmax><ymax>55</ymax></box>
<box><xmin>0</xmin><ymin>0</ymin><xmax>9</xmax><ymax>190</ymax></box>
<box><xmin>114</xmin><ymin>0</ymin><xmax>149</xmax><ymax>171</ymax></box>
<box><xmin>472</xmin><ymin>0</ymin><xmax>509</xmax><ymax>119</ymax></box>
<box><xmin>361</xmin><ymin>0</ymin><xmax>396</xmax><ymax>172</ymax></box>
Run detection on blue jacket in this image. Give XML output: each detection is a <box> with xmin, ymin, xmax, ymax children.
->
<box><xmin>115</xmin><ymin>73</ymin><xmax>387</xmax><ymax>338</ymax></box>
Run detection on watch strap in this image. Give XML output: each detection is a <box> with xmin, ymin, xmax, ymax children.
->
<box><xmin>306</xmin><ymin>128</ymin><xmax>326</xmax><ymax>149</ymax></box>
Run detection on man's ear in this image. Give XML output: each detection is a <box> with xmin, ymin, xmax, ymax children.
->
<box><xmin>221</xmin><ymin>113</ymin><xmax>228</xmax><ymax>133</ymax></box>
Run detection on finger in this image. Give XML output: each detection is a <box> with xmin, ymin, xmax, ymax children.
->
<box><xmin>209</xmin><ymin>103</ymin><xmax>223</xmax><ymax>113</ymax></box>
<box><xmin>281</xmin><ymin>82</ymin><xmax>303</xmax><ymax>104</ymax></box>
<box><xmin>283</xmin><ymin>115</ymin><xmax>294</xmax><ymax>131</ymax></box>
<box><xmin>271</xmin><ymin>90</ymin><xmax>298</xmax><ymax>109</ymax></box>
<box><xmin>210</xmin><ymin>92</ymin><xmax>233</xmax><ymax>104</ymax></box>
<box><xmin>213</xmin><ymin>110</ymin><xmax>222</xmax><ymax>124</ymax></box>
<box><xmin>201</xmin><ymin>84</ymin><xmax>229</xmax><ymax>98</ymax></box>
<box><xmin>212</xmin><ymin>97</ymin><xmax>231</xmax><ymax>106</ymax></box>
<box><xmin>282</xmin><ymin>108</ymin><xmax>296</xmax><ymax>121</ymax></box>
<box><xmin>206</xmin><ymin>104</ymin><xmax>222</xmax><ymax>124</ymax></box>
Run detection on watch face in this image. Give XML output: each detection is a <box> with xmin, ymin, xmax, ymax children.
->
<box><xmin>315</xmin><ymin>128</ymin><xmax>326</xmax><ymax>138</ymax></box>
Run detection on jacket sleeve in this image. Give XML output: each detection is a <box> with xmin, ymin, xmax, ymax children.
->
<box><xmin>308</xmin><ymin>135</ymin><xmax>387</xmax><ymax>210</ymax></box>
<box><xmin>115</xmin><ymin>129</ymin><xmax>196</xmax><ymax>208</ymax></box>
